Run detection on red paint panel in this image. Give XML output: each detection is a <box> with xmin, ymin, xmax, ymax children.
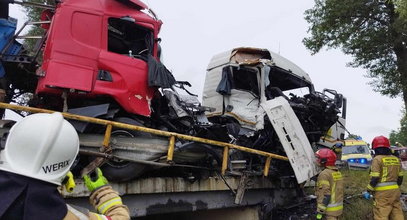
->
<box><xmin>71</xmin><ymin>12</ymin><xmax>102</xmax><ymax>49</ymax></box>
<box><xmin>95</xmin><ymin>51</ymin><xmax>155</xmax><ymax>116</ymax></box>
<box><xmin>37</xmin><ymin>0</ymin><xmax>162</xmax><ymax>116</ymax></box>
<box><xmin>40</xmin><ymin>61</ymin><xmax>95</xmax><ymax>92</ymax></box>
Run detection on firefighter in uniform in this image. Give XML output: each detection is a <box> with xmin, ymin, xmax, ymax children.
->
<box><xmin>315</xmin><ymin>148</ymin><xmax>344</xmax><ymax>220</ymax></box>
<box><xmin>365</xmin><ymin>135</ymin><xmax>404</xmax><ymax>220</ymax></box>
<box><xmin>0</xmin><ymin>112</ymin><xmax>130</xmax><ymax>220</ymax></box>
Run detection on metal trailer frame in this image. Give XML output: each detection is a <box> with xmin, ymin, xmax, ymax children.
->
<box><xmin>0</xmin><ymin>102</ymin><xmax>288</xmax><ymax>176</ymax></box>
<box><xmin>0</xmin><ymin>102</ymin><xmax>300</xmax><ymax>218</ymax></box>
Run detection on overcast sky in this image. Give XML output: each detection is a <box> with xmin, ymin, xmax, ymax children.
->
<box><xmin>9</xmin><ymin>0</ymin><xmax>404</xmax><ymax>144</ymax></box>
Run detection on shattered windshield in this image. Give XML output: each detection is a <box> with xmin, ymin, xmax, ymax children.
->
<box><xmin>265</xmin><ymin>66</ymin><xmax>312</xmax><ymax>100</ymax></box>
<box><xmin>342</xmin><ymin>145</ymin><xmax>370</xmax><ymax>155</ymax></box>
<box><xmin>266</xmin><ymin>66</ymin><xmax>312</xmax><ymax>91</ymax></box>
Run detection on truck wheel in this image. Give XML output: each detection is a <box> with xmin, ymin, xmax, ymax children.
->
<box><xmin>101</xmin><ymin>117</ymin><xmax>151</xmax><ymax>182</ymax></box>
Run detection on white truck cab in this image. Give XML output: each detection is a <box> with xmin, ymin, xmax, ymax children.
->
<box><xmin>202</xmin><ymin>47</ymin><xmax>342</xmax><ymax>183</ymax></box>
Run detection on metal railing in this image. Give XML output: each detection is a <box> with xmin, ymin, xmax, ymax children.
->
<box><xmin>0</xmin><ymin>102</ymin><xmax>289</xmax><ymax>176</ymax></box>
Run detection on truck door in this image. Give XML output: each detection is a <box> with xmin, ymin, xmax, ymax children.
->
<box><xmin>261</xmin><ymin>97</ymin><xmax>319</xmax><ymax>183</ymax></box>
<box><xmin>96</xmin><ymin>17</ymin><xmax>156</xmax><ymax>116</ymax></box>
<box><xmin>225</xmin><ymin>66</ymin><xmax>262</xmax><ymax>129</ymax></box>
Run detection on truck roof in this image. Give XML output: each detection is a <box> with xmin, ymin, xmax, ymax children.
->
<box><xmin>206</xmin><ymin>47</ymin><xmax>312</xmax><ymax>83</ymax></box>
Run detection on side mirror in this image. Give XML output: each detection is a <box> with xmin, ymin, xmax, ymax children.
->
<box><xmin>120</xmin><ymin>16</ymin><xmax>136</xmax><ymax>23</ymax></box>
<box><xmin>334</xmin><ymin>93</ymin><xmax>343</xmax><ymax>108</ymax></box>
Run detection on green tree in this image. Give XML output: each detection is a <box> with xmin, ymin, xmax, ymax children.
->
<box><xmin>396</xmin><ymin>0</ymin><xmax>407</xmax><ymax>19</ymax></box>
<box><xmin>22</xmin><ymin>0</ymin><xmax>54</xmax><ymax>53</ymax></box>
<box><xmin>303</xmin><ymin>0</ymin><xmax>407</xmax><ymax>108</ymax></box>
<box><xmin>389</xmin><ymin>110</ymin><xmax>407</xmax><ymax>146</ymax></box>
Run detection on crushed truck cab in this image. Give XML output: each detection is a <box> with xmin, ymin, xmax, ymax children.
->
<box><xmin>203</xmin><ymin>47</ymin><xmax>344</xmax><ymax>182</ymax></box>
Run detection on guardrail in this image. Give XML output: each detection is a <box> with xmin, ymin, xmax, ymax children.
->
<box><xmin>0</xmin><ymin>102</ymin><xmax>288</xmax><ymax>176</ymax></box>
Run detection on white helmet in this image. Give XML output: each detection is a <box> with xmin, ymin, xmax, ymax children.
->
<box><xmin>0</xmin><ymin>112</ymin><xmax>79</xmax><ymax>185</ymax></box>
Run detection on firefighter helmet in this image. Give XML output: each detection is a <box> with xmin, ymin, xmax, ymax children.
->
<box><xmin>371</xmin><ymin>136</ymin><xmax>390</xmax><ymax>149</ymax></box>
<box><xmin>315</xmin><ymin>148</ymin><xmax>337</xmax><ymax>166</ymax></box>
<box><xmin>0</xmin><ymin>112</ymin><xmax>79</xmax><ymax>185</ymax></box>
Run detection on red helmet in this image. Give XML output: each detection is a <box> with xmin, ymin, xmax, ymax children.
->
<box><xmin>315</xmin><ymin>148</ymin><xmax>337</xmax><ymax>166</ymax></box>
<box><xmin>372</xmin><ymin>136</ymin><xmax>390</xmax><ymax>149</ymax></box>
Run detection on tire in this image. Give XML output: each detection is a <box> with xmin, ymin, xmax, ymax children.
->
<box><xmin>101</xmin><ymin>117</ymin><xmax>152</xmax><ymax>182</ymax></box>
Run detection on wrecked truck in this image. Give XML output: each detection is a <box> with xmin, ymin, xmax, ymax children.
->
<box><xmin>0</xmin><ymin>0</ymin><xmax>347</xmax><ymax>218</ymax></box>
<box><xmin>0</xmin><ymin>0</ymin><xmax>342</xmax><ymax>183</ymax></box>
<box><xmin>202</xmin><ymin>47</ymin><xmax>346</xmax><ymax>181</ymax></box>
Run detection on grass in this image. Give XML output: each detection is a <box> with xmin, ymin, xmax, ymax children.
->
<box><xmin>341</xmin><ymin>169</ymin><xmax>407</xmax><ymax>220</ymax></box>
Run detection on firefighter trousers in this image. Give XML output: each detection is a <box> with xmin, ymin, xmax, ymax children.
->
<box><xmin>373</xmin><ymin>189</ymin><xmax>404</xmax><ymax>220</ymax></box>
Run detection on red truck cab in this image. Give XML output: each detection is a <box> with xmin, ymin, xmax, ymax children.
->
<box><xmin>37</xmin><ymin>0</ymin><xmax>162</xmax><ymax>116</ymax></box>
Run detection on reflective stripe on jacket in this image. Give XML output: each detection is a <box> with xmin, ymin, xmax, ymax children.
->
<box><xmin>316</xmin><ymin>166</ymin><xmax>344</xmax><ymax>217</ymax></box>
<box><xmin>367</xmin><ymin>155</ymin><xmax>402</xmax><ymax>191</ymax></box>
<box><xmin>64</xmin><ymin>186</ymin><xmax>130</xmax><ymax>220</ymax></box>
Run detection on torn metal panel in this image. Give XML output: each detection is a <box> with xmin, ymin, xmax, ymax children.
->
<box><xmin>234</xmin><ymin>173</ymin><xmax>249</xmax><ymax>204</ymax></box>
<box><xmin>230</xmin><ymin>47</ymin><xmax>271</xmax><ymax>64</ymax></box>
<box><xmin>225</xmin><ymin>89</ymin><xmax>264</xmax><ymax>130</ymax></box>
<box><xmin>163</xmin><ymin>90</ymin><xmax>190</xmax><ymax>118</ymax></box>
<box><xmin>206</xmin><ymin>47</ymin><xmax>311</xmax><ymax>87</ymax></box>
<box><xmin>206</xmin><ymin>47</ymin><xmax>271</xmax><ymax>71</ymax></box>
<box><xmin>261</xmin><ymin>97</ymin><xmax>319</xmax><ymax>183</ymax></box>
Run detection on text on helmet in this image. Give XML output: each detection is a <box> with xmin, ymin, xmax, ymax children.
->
<box><xmin>42</xmin><ymin>159</ymin><xmax>70</xmax><ymax>174</ymax></box>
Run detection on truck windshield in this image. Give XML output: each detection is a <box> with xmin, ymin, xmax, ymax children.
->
<box><xmin>342</xmin><ymin>145</ymin><xmax>370</xmax><ymax>155</ymax></box>
<box><xmin>265</xmin><ymin>66</ymin><xmax>312</xmax><ymax>100</ymax></box>
<box><xmin>267</xmin><ymin>66</ymin><xmax>311</xmax><ymax>91</ymax></box>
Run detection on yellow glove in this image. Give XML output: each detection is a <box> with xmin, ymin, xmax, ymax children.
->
<box><xmin>64</xmin><ymin>171</ymin><xmax>76</xmax><ymax>193</ymax></box>
<box><xmin>83</xmin><ymin>168</ymin><xmax>108</xmax><ymax>192</ymax></box>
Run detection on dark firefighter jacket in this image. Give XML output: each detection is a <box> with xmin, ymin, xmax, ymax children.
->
<box><xmin>0</xmin><ymin>170</ymin><xmax>130</xmax><ymax>220</ymax></box>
